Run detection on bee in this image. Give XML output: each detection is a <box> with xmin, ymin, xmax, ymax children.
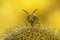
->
<box><xmin>2</xmin><ymin>9</ymin><xmax>60</xmax><ymax>40</ymax></box>
<box><xmin>23</xmin><ymin>9</ymin><xmax>39</xmax><ymax>27</ymax></box>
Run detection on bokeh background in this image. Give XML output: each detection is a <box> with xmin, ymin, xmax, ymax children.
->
<box><xmin>0</xmin><ymin>0</ymin><xmax>60</xmax><ymax>39</ymax></box>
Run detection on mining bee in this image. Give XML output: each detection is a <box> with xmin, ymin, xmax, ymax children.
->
<box><xmin>23</xmin><ymin>9</ymin><xmax>39</xmax><ymax>27</ymax></box>
<box><xmin>2</xmin><ymin>9</ymin><xmax>60</xmax><ymax>40</ymax></box>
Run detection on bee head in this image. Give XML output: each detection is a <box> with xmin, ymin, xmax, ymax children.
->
<box><xmin>23</xmin><ymin>9</ymin><xmax>38</xmax><ymax>26</ymax></box>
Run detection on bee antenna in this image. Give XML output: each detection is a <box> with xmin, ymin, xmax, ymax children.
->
<box><xmin>32</xmin><ymin>9</ymin><xmax>37</xmax><ymax>14</ymax></box>
<box><xmin>23</xmin><ymin>9</ymin><xmax>29</xmax><ymax>14</ymax></box>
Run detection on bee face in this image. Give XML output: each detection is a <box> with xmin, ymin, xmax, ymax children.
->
<box><xmin>26</xmin><ymin>14</ymin><xmax>38</xmax><ymax>26</ymax></box>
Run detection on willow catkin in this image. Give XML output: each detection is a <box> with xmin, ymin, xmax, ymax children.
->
<box><xmin>2</xmin><ymin>25</ymin><xmax>59</xmax><ymax>40</ymax></box>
